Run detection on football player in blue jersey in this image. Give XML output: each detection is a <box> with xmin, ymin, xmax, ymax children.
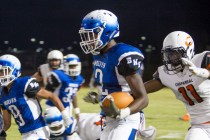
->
<box><xmin>0</xmin><ymin>54</ymin><xmax>72</xmax><ymax>140</ymax></box>
<box><xmin>44</xmin><ymin>107</ymin><xmax>81</xmax><ymax>140</ymax></box>
<box><xmin>79</xmin><ymin>9</ymin><xmax>149</xmax><ymax>140</ymax></box>
<box><xmin>45</xmin><ymin>54</ymin><xmax>84</xmax><ymax>122</ymax></box>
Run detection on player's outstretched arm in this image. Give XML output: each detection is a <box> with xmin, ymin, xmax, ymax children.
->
<box><xmin>36</xmin><ymin>88</ymin><xmax>72</xmax><ymax>128</ymax></box>
<box><xmin>32</xmin><ymin>71</ymin><xmax>43</xmax><ymax>82</ymax></box>
<box><xmin>144</xmin><ymin>79</ymin><xmax>164</xmax><ymax>93</ymax></box>
<box><xmin>72</xmin><ymin>95</ymin><xmax>80</xmax><ymax>121</ymax></box>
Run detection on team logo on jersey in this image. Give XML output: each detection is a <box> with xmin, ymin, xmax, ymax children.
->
<box><xmin>175</xmin><ymin>79</ymin><xmax>193</xmax><ymax>86</ymax></box>
<box><xmin>126</xmin><ymin>57</ymin><xmax>141</xmax><ymax>67</ymax></box>
<box><xmin>29</xmin><ymin>82</ymin><xmax>39</xmax><ymax>88</ymax></box>
<box><xmin>4</xmin><ymin>98</ymin><xmax>16</xmax><ymax>106</ymax></box>
<box><xmin>93</xmin><ymin>60</ymin><xmax>106</xmax><ymax>68</ymax></box>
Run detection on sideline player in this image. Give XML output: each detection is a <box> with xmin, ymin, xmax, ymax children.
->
<box><xmin>33</xmin><ymin>50</ymin><xmax>63</xmax><ymax>86</ymax></box>
<box><xmin>144</xmin><ymin>31</ymin><xmax>210</xmax><ymax>140</ymax></box>
<box><xmin>0</xmin><ymin>54</ymin><xmax>71</xmax><ymax>140</ymax></box>
<box><xmin>45</xmin><ymin>54</ymin><xmax>84</xmax><ymax>121</ymax></box>
<box><xmin>79</xmin><ymin>9</ymin><xmax>148</xmax><ymax>140</ymax></box>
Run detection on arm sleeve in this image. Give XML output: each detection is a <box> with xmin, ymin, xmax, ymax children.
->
<box><xmin>201</xmin><ymin>52</ymin><xmax>210</xmax><ymax>69</ymax></box>
<box><xmin>117</xmin><ymin>54</ymin><xmax>144</xmax><ymax>77</ymax></box>
<box><xmin>45</xmin><ymin>73</ymin><xmax>60</xmax><ymax>92</ymax></box>
<box><xmin>25</xmin><ymin>78</ymin><xmax>41</xmax><ymax>98</ymax></box>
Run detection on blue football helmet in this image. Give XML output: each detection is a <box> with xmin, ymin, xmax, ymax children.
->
<box><xmin>44</xmin><ymin>107</ymin><xmax>65</xmax><ymax>136</ymax></box>
<box><xmin>79</xmin><ymin>9</ymin><xmax>119</xmax><ymax>55</ymax></box>
<box><xmin>44</xmin><ymin>107</ymin><xmax>78</xmax><ymax>136</ymax></box>
<box><xmin>64</xmin><ymin>54</ymin><xmax>81</xmax><ymax>76</ymax></box>
<box><xmin>0</xmin><ymin>54</ymin><xmax>21</xmax><ymax>87</ymax></box>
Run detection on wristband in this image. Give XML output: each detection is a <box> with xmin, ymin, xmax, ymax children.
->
<box><xmin>192</xmin><ymin>67</ymin><xmax>210</xmax><ymax>79</ymax></box>
<box><xmin>198</xmin><ymin>68</ymin><xmax>210</xmax><ymax>78</ymax></box>
<box><xmin>118</xmin><ymin>107</ymin><xmax>130</xmax><ymax>119</ymax></box>
<box><xmin>74</xmin><ymin>107</ymin><xmax>80</xmax><ymax>114</ymax></box>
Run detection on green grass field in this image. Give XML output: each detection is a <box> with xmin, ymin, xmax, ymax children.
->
<box><xmin>6</xmin><ymin>87</ymin><xmax>189</xmax><ymax>140</ymax></box>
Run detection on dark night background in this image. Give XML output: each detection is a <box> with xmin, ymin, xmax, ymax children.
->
<box><xmin>0</xmin><ymin>0</ymin><xmax>210</xmax><ymax>82</ymax></box>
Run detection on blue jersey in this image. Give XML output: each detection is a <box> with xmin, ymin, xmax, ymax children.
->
<box><xmin>0</xmin><ymin>76</ymin><xmax>46</xmax><ymax>134</ymax></box>
<box><xmin>93</xmin><ymin>43</ymin><xmax>144</xmax><ymax>101</ymax></box>
<box><xmin>46</xmin><ymin>70</ymin><xmax>84</xmax><ymax>108</ymax></box>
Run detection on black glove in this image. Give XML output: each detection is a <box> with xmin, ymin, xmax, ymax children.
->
<box><xmin>101</xmin><ymin>98</ymin><xmax>120</xmax><ymax>118</ymax></box>
<box><xmin>0</xmin><ymin>130</ymin><xmax>7</xmax><ymax>140</ymax></box>
<box><xmin>83</xmin><ymin>92</ymin><xmax>100</xmax><ymax>104</ymax></box>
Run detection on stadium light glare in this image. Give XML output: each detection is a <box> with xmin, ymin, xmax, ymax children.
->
<box><xmin>39</xmin><ymin>41</ymin><xmax>45</xmax><ymax>45</ymax></box>
<box><xmin>4</xmin><ymin>40</ymin><xmax>9</xmax><ymax>44</ymax></box>
<box><xmin>30</xmin><ymin>38</ymin><xmax>36</xmax><ymax>42</ymax></box>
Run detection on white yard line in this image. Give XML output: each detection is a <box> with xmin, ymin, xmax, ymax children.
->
<box><xmin>158</xmin><ymin>132</ymin><xmax>184</xmax><ymax>139</ymax></box>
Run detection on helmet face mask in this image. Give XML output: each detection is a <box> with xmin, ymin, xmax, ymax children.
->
<box><xmin>47</xmin><ymin>120</ymin><xmax>65</xmax><ymax>136</ymax></box>
<box><xmin>48</xmin><ymin>59</ymin><xmax>62</xmax><ymax>70</ymax></box>
<box><xmin>79</xmin><ymin>27</ymin><xmax>103</xmax><ymax>54</ymax></box>
<box><xmin>79</xmin><ymin>9</ymin><xmax>119</xmax><ymax>55</ymax></box>
<box><xmin>0</xmin><ymin>55</ymin><xmax>21</xmax><ymax>87</ymax></box>
<box><xmin>162</xmin><ymin>46</ymin><xmax>187</xmax><ymax>74</ymax></box>
<box><xmin>162</xmin><ymin>31</ymin><xmax>194</xmax><ymax>74</ymax></box>
<box><xmin>64</xmin><ymin>54</ymin><xmax>81</xmax><ymax>76</ymax></box>
<box><xmin>47</xmin><ymin>50</ymin><xmax>63</xmax><ymax>69</ymax></box>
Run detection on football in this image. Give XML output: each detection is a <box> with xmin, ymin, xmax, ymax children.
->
<box><xmin>102</xmin><ymin>92</ymin><xmax>134</xmax><ymax>109</ymax></box>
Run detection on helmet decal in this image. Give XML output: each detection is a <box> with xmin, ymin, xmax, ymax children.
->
<box><xmin>185</xmin><ymin>36</ymin><xmax>193</xmax><ymax>47</ymax></box>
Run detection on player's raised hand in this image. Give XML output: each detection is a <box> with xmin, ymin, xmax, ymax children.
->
<box><xmin>181</xmin><ymin>58</ymin><xmax>195</xmax><ymax>67</ymax></box>
<box><xmin>181</xmin><ymin>58</ymin><xmax>210</xmax><ymax>78</ymax></box>
<box><xmin>83</xmin><ymin>92</ymin><xmax>100</xmax><ymax>104</ymax></box>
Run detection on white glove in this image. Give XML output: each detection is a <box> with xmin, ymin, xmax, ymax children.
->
<box><xmin>116</xmin><ymin>107</ymin><xmax>131</xmax><ymax>119</ymax></box>
<box><xmin>181</xmin><ymin>58</ymin><xmax>210</xmax><ymax>78</ymax></box>
<box><xmin>61</xmin><ymin>110</ymin><xmax>72</xmax><ymax>128</ymax></box>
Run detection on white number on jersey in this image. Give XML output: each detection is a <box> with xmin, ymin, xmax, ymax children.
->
<box><xmin>8</xmin><ymin>105</ymin><xmax>25</xmax><ymax>126</ymax></box>
<box><xmin>95</xmin><ymin>69</ymin><xmax>103</xmax><ymax>84</ymax></box>
<box><xmin>63</xmin><ymin>86</ymin><xmax>78</xmax><ymax>102</ymax></box>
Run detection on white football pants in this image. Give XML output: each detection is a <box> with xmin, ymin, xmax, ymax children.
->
<box><xmin>185</xmin><ymin>124</ymin><xmax>210</xmax><ymax>140</ymax></box>
<box><xmin>100</xmin><ymin>112</ymin><xmax>140</xmax><ymax>140</ymax></box>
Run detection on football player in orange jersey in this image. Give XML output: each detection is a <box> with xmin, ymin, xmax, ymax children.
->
<box><xmin>144</xmin><ymin>31</ymin><xmax>210</xmax><ymax>140</ymax></box>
